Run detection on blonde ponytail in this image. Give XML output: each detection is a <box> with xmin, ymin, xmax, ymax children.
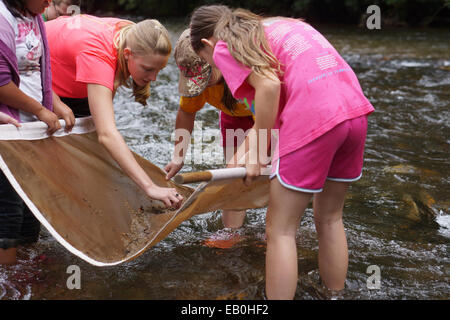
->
<box><xmin>114</xmin><ymin>20</ymin><xmax>172</xmax><ymax>106</ymax></box>
<box><xmin>190</xmin><ymin>5</ymin><xmax>282</xmax><ymax>82</ymax></box>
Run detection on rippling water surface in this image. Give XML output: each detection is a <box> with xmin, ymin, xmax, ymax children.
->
<box><xmin>1</xmin><ymin>22</ymin><xmax>449</xmax><ymax>300</ymax></box>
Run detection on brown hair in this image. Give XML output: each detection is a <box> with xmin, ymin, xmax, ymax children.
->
<box><xmin>190</xmin><ymin>5</ymin><xmax>282</xmax><ymax>82</ymax></box>
<box><xmin>221</xmin><ymin>81</ymin><xmax>237</xmax><ymax>113</ymax></box>
<box><xmin>114</xmin><ymin>19</ymin><xmax>172</xmax><ymax>106</ymax></box>
<box><xmin>3</xmin><ymin>0</ymin><xmax>27</xmax><ymax>17</ymax></box>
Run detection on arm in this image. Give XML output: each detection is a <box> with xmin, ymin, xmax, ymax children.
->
<box><xmin>52</xmin><ymin>91</ymin><xmax>75</xmax><ymax>132</ymax></box>
<box><xmin>87</xmin><ymin>83</ymin><xmax>182</xmax><ymax>207</ymax></box>
<box><xmin>0</xmin><ymin>111</ymin><xmax>20</xmax><ymax>127</ymax></box>
<box><xmin>228</xmin><ymin>71</ymin><xmax>280</xmax><ymax>185</ymax></box>
<box><xmin>164</xmin><ymin>108</ymin><xmax>196</xmax><ymax>180</ymax></box>
<box><xmin>0</xmin><ymin>81</ymin><xmax>61</xmax><ymax>134</ymax></box>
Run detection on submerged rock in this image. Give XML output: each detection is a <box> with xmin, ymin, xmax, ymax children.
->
<box><xmin>383</xmin><ymin>164</ymin><xmax>439</xmax><ymax>177</ymax></box>
<box><xmin>402</xmin><ymin>190</ymin><xmax>440</xmax><ymax>227</ymax></box>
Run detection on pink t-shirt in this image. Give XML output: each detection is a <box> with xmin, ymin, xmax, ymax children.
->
<box><xmin>213</xmin><ymin>18</ymin><xmax>375</xmax><ymax>163</ymax></box>
<box><xmin>45</xmin><ymin>15</ymin><xmax>131</xmax><ymax>98</ymax></box>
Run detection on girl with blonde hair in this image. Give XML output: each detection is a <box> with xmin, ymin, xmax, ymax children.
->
<box><xmin>190</xmin><ymin>5</ymin><xmax>374</xmax><ymax>299</ymax></box>
<box><xmin>45</xmin><ymin>14</ymin><xmax>183</xmax><ymax>208</ymax></box>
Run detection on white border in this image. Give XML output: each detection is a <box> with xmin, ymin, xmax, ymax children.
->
<box><xmin>0</xmin><ymin>156</ymin><xmax>115</xmax><ymax>266</ymax></box>
<box><xmin>327</xmin><ymin>173</ymin><xmax>363</xmax><ymax>182</ymax></box>
<box><xmin>270</xmin><ymin>158</ymin><xmax>362</xmax><ymax>193</ymax></box>
<box><xmin>270</xmin><ymin>158</ymin><xmax>364</xmax><ymax>193</ymax></box>
<box><xmin>271</xmin><ymin>158</ymin><xmax>323</xmax><ymax>193</ymax></box>
<box><xmin>0</xmin><ymin>117</ymin><xmax>96</xmax><ymax>140</ymax></box>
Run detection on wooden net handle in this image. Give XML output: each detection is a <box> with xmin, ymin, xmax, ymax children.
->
<box><xmin>174</xmin><ymin>171</ymin><xmax>213</xmax><ymax>184</ymax></box>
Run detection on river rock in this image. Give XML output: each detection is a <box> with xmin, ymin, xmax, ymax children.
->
<box><xmin>402</xmin><ymin>190</ymin><xmax>439</xmax><ymax>227</ymax></box>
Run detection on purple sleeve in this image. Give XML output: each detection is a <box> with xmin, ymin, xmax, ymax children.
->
<box><xmin>0</xmin><ymin>53</ymin><xmax>13</xmax><ymax>87</ymax></box>
<box><xmin>213</xmin><ymin>41</ymin><xmax>253</xmax><ymax>100</ymax></box>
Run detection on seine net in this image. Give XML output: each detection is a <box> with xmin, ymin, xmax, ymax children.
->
<box><xmin>0</xmin><ymin>118</ymin><xmax>269</xmax><ymax>266</ymax></box>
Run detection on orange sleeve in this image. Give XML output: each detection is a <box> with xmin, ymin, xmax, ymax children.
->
<box><xmin>205</xmin><ymin>85</ymin><xmax>254</xmax><ymax>118</ymax></box>
<box><xmin>179</xmin><ymin>93</ymin><xmax>207</xmax><ymax>114</ymax></box>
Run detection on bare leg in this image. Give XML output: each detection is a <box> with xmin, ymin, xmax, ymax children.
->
<box><xmin>221</xmin><ymin>210</ymin><xmax>246</xmax><ymax>229</ymax></box>
<box><xmin>222</xmin><ymin>145</ymin><xmax>246</xmax><ymax>229</ymax></box>
<box><xmin>265</xmin><ymin>178</ymin><xmax>313</xmax><ymax>299</ymax></box>
<box><xmin>0</xmin><ymin>247</ymin><xmax>17</xmax><ymax>265</ymax></box>
<box><xmin>313</xmin><ymin>180</ymin><xmax>350</xmax><ymax>291</ymax></box>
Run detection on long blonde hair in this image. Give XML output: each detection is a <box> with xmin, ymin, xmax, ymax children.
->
<box><xmin>114</xmin><ymin>19</ymin><xmax>172</xmax><ymax>105</ymax></box>
<box><xmin>190</xmin><ymin>5</ymin><xmax>282</xmax><ymax>82</ymax></box>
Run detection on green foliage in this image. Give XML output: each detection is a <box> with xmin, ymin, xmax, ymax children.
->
<box><xmin>292</xmin><ymin>0</ymin><xmax>311</xmax><ymax>12</ymax></box>
<box><xmin>382</xmin><ymin>0</ymin><xmax>449</xmax><ymax>26</ymax></box>
<box><xmin>118</xmin><ymin>0</ymin><xmax>139</xmax><ymax>11</ymax></box>
<box><xmin>81</xmin><ymin>0</ymin><xmax>449</xmax><ymax>27</ymax></box>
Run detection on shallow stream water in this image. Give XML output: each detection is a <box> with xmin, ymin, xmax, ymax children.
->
<box><xmin>0</xmin><ymin>21</ymin><xmax>449</xmax><ymax>300</ymax></box>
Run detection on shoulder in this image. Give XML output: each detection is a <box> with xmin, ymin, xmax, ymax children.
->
<box><xmin>0</xmin><ymin>7</ymin><xmax>15</xmax><ymax>50</ymax></box>
<box><xmin>0</xmin><ymin>28</ymin><xmax>15</xmax><ymax>56</ymax></box>
<box><xmin>212</xmin><ymin>42</ymin><xmax>253</xmax><ymax>99</ymax></box>
<box><xmin>212</xmin><ymin>40</ymin><xmax>232</xmax><ymax>62</ymax></box>
<box><xmin>204</xmin><ymin>84</ymin><xmax>224</xmax><ymax>98</ymax></box>
<box><xmin>213</xmin><ymin>40</ymin><xmax>250</xmax><ymax>71</ymax></box>
<box><xmin>179</xmin><ymin>90</ymin><xmax>209</xmax><ymax>113</ymax></box>
<box><xmin>180</xmin><ymin>90</ymin><xmax>207</xmax><ymax>105</ymax></box>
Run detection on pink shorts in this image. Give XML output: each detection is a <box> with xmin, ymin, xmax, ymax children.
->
<box><xmin>220</xmin><ymin>111</ymin><xmax>254</xmax><ymax>148</ymax></box>
<box><xmin>270</xmin><ymin>115</ymin><xmax>368</xmax><ymax>193</ymax></box>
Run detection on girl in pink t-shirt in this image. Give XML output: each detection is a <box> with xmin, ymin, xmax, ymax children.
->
<box><xmin>190</xmin><ymin>5</ymin><xmax>374</xmax><ymax>299</ymax></box>
<box><xmin>46</xmin><ymin>15</ymin><xmax>183</xmax><ymax>208</ymax></box>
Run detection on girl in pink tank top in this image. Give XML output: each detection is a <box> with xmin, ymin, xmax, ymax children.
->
<box><xmin>190</xmin><ymin>5</ymin><xmax>374</xmax><ymax>299</ymax></box>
